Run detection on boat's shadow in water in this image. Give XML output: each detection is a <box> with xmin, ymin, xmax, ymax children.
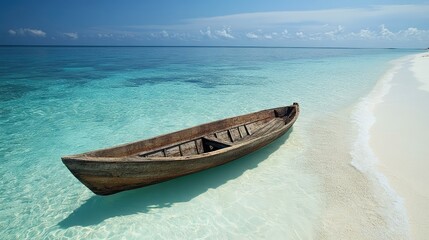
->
<box><xmin>59</xmin><ymin>130</ymin><xmax>292</xmax><ymax>228</ymax></box>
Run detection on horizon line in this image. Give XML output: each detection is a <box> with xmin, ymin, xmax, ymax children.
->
<box><xmin>0</xmin><ymin>44</ymin><xmax>425</xmax><ymax>50</ymax></box>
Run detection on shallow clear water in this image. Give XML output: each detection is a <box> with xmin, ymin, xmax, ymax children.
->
<box><xmin>0</xmin><ymin>47</ymin><xmax>417</xmax><ymax>239</ymax></box>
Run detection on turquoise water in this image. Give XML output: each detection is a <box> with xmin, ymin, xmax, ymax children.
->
<box><xmin>0</xmin><ymin>47</ymin><xmax>417</xmax><ymax>239</ymax></box>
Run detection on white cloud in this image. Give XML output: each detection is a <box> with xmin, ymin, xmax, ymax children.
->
<box><xmin>405</xmin><ymin>27</ymin><xmax>419</xmax><ymax>36</ymax></box>
<box><xmin>215</xmin><ymin>27</ymin><xmax>234</xmax><ymax>39</ymax></box>
<box><xmin>264</xmin><ymin>34</ymin><xmax>272</xmax><ymax>39</ymax></box>
<box><xmin>308</xmin><ymin>35</ymin><xmax>323</xmax><ymax>41</ymax></box>
<box><xmin>160</xmin><ymin>30</ymin><xmax>169</xmax><ymax>37</ymax></box>
<box><xmin>64</xmin><ymin>32</ymin><xmax>78</xmax><ymax>39</ymax></box>
<box><xmin>25</xmin><ymin>29</ymin><xmax>46</xmax><ymax>37</ymax></box>
<box><xmin>325</xmin><ymin>25</ymin><xmax>344</xmax><ymax>39</ymax></box>
<box><xmin>344</xmin><ymin>29</ymin><xmax>376</xmax><ymax>40</ymax></box>
<box><xmin>281</xmin><ymin>29</ymin><xmax>291</xmax><ymax>39</ymax></box>
<box><xmin>89</xmin><ymin>27</ymin><xmax>140</xmax><ymax>40</ymax></box>
<box><xmin>328</xmin><ymin>26</ymin><xmax>429</xmax><ymax>42</ymax></box>
<box><xmin>9</xmin><ymin>28</ymin><xmax>46</xmax><ymax>37</ymax></box>
<box><xmin>398</xmin><ymin>27</ymin><xmax>429</xmax><ymax>40</ymax></box>
<box><xmin>296</xmin><ymin>32</ymin><xmax>305</xmax><ymax>38</ymax></box>
<box><xmin>235</xmin><ymin>25</ymin><xmax>429</xmax><ymax>43</ymax></box>
<box><xmin>379</xmin><ymin>24</ymin><xmax>394</xmax><ymax>39</ymax></box>
<box><xmin>149</xmin><ymin>30</ymin><xmax>171</xmax><ymax>39</ymax></box>
<box><xmin>98</xmin><ymin>33</ymin><xmax>113</xmax><ymax>38</ymax></box>
<box><xmin>119</xmin><ymin>4</ymin><xmax>429</xmax><ymax>47</ymax></box>
<box><xmin>200</xmin><ymin>27</ymin><xmax>214</xmax><ymax>38</ymax></box>
<box><xmin>246</xmin><ymin>32</ymin><xmax>259</xmax><ymax>39</ymax></box>
<box><xmin>245</xmin><ymin>31</ymin><xmax>278</xmax><ymax>40</ymax></box>
<box><xmin>169</xmin><ymin>32</ymin><xmax>191</xmax><ymax>41</ymax></box>
<box><xmin>127</xmin><ymin>4</ymin><xmax>429</xmax><ymax>38</ymax></box>
<box><xmin>402</xmin><ymin>27</ymin><xmax>422</xmax><ymax>37</ymax></box>
<box><xmin>187</xmin><ymin>5</ymin><xmax>429</xmax><ymax>31</ymax></box>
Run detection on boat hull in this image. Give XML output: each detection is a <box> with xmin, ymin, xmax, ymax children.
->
<box><xmin>62</xmin><ymin>103</ymin><xmax>299</xmax><ymax>195</ymax></box>
<box><xmin>62</xmin><ymin>121</ymin><xmax>293</xmax><ymax>195</ymax></box>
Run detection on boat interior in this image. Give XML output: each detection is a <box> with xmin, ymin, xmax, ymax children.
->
<box><xmin>74</xmin><ymin>105</ymin><xmax>297</xmax><ymax>159</ymax></box>
<box><xmin>138</xmin><ymin>113</ymin><xmax>289</xmax><ymax>158</ymax></box>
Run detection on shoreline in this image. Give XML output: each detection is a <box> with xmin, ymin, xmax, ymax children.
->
<box><xmin>302</xmin><ymin>52</ymin><xmax>421</xmax><ymax>239</ymax></box>
<box><xmin>369</xmin><ymin>52</ymin><xmax>429</xmax><ymax>239</ymax></box>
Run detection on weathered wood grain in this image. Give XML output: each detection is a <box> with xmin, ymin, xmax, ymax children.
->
<box><xmin>61</xmin><ymin>103</ymin><xmax>299</xmax><ymax>195</ymax></box>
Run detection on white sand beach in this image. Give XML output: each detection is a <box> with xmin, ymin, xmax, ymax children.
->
<box><xmin>371</xmin><ymin>53</ymin><xmax>429</xmax><ymax>239</ymax></box>
<box><xmin>309</xmin><ymin>52</ymin><xmax>429</xmax><ymax>240</ymax></box>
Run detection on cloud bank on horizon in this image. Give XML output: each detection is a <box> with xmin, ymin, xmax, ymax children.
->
<box><xmin>1</xmin><ymin>1</ymin><xmax>428</xmax><ymax>48</ymax></box>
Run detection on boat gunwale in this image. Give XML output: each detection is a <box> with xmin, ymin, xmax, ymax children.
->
<box><xmin>62</xmin><ymin>104</ymin><xmax>299</xmax><ymax>163</ymax></box>
<box><xmin>63</xmin><ymin>108</ymin><xmax>276</xmax><ymax>159</ymax></box>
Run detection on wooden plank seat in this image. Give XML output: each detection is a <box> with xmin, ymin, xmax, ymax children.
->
<box><xmin>202</xmin><ymin>135</ymin><xmax>232</xmax><ymax>146</ymax></box>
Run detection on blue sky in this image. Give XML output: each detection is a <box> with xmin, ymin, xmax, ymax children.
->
<box><xmin>1</xmin><ymin>0</ymin><xmax>429</xmax><ymax>47</ymax></box>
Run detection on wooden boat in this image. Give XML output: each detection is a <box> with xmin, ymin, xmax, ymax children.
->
<box><xmin>62</xmin><ymin>103</ymin><xmax>299</xmax><ymax>195</ymax></box>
